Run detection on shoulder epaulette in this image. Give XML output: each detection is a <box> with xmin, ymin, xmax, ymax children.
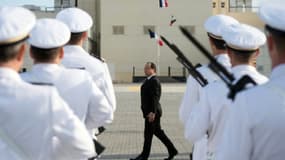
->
<box><xmin>29</xmin><ymin>82</ymin><xmax>54</xmax><ymax>86</ymax></box>
<box><xmin>92</xmin><ymin>54</ymin><xmax>106</xmax><ymax>63</ymax></box>
<box><xmin>67</xmin><ymin>67</ymin><xmax>86</xmax><ymax>70</ymax></box>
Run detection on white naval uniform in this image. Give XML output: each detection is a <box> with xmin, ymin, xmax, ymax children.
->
<box><xmin>184</xmin><ymin>65</ymin><xmax>268</xmax><ymax>160</ymax></box>
<box><xmin>0</xmin><ymin>68</ymin><xmax>95</xmax><ymax>160</ymax></box>
<box><xmin>62</xmin><ymin>45</ymin><xmax>116</xmax><ymax>113</ymax></box>
<box><xmin>21</xmin><ymin>64</ymin><xmax>113</xmax><ymax>130</ymax></box>
<box><xmin>0</xmin><ymin>138</ymin><xmax>23</xmax><ymax>160</ymax></box>
<box><xmin>179</xmin><ymin>54</ymin><xmax>231</xmax><ymax>160</ymax></box>
<box><xmin>216</xmin><ymin>64</ymin><xmax>285</xmax><ymax>160</ymax></box>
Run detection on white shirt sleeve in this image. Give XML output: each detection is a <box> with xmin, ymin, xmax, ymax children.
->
<box><xmin>184</xmin><ymin>88</ymin><xmax>210</xmax><ymax>143</ymax></box>
<box><xmin>50</xmin><ymin>89</ymin><xmax>95</xmax><ymax>160</ymax></box>
<box><xmin>103</xmin><ymin>63</ymin><xmax>116</xmax><ymax>112</ymax></box>
<box><xmin>216</xmin><ymin>94</ymin><xmax>252</xmax><ymax>160</ymax></box>
<box><xmin>179</xmin><ymin>75</ymin><xmax>200</xmax><ymax>124</ymax></box>
<box><xmin>91</xmin><ymin>71</ymin><xmax>115</xmax><ymax>115</ymax></box>
<box><xmin>85</xmin><ymin>78</ymin><xmax>114</xmax><ymax>130</ymax></box>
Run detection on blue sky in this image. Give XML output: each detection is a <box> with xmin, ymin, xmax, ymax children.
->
<box><xmin>0</xmin><ymin>0</ymin><xmax>54</xmax><ymax>7</ymax></box>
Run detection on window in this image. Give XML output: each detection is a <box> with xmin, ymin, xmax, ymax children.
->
<box><xmin>143</xmin><ymin>25</ymin><xmax>155</xmax><ymax>35</ymax></box>
<box><xmin>229</xmin><ymin>0</ymin><xmax>260</xmax><ymax>12</ymax></box>
<box><xmin>182</xmin><ymin>25</ymin><xmax>195</xmax><ymax>34</ymax></box>
<box><xmin>221</xmin><ymin>2</ymin><xmax>225</xmax><ymax>8</ymax></box>
<box><xmin>0</xmin><ymin>0</ymin><xmax>76</xmax><ymax>12</ymax></box>
<box><xmin>213</xmin><ymin>2</ymin><xmax>216</xmax><ymax>8</ymax></box>
<box><xmin>112</xmin><ymin>26</ymin><xmax>125</xmax><ymax>35</ymax></box>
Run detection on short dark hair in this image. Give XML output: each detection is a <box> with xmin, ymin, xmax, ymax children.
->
<box><xmin>228</xmin><ymin>47</ymin><xmax>256</xmax><ymax>63</ymax></box>
<box><xmin>0</xmin><ymin>39</ymin><xmax>27</xmax><ymax>63</ymax></box>
<box><xmin>266</xmin><ymin>25</ymin><xmax>285</xmax><ymax>54</ymax></box>
<box><xmin>146</xmin><ymin>62</ymin><xmax>157</xmax><ymax>72</ymax></box>
<box><xmin>68</xmin><ymin>32</ymin><xmax>85</xmax><ymax>45</ymax></box>
<box><xmin>208</xmin><ymin>34</ymin><xmax>227</xmax><ymax>50</ymax></box>
<box><xmin>30</xmin><ymin>46</ymin><xmax>61</xmax><ymax>63</ymax></box>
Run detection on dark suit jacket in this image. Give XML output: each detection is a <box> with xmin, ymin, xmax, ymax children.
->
<box><xmin>140</xmin><ymin>76</ymin><xmax>162</xmax><ymax>118</ymax></box>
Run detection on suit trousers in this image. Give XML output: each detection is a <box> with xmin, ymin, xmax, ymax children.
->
<box><xmin>141</xmin><ymin>116</ymin><xmax>176</xmax><ymax>159</ymax></box>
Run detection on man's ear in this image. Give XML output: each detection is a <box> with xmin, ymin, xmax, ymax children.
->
<box><xmin>254</xmin><ymin>49</ymin><xmax>260</xmax><ymax>58</ymax></box>
<box><xmin>82</xmin><ymin>31</ymin><xmax>88</xmax><ymax>41</ymax></box>
<box><xmin>17</xmin><ymin>43</ymin><xmax>26</xmax><ymax>62</ymax></box>
<box><xmin>59</xmin><ymin>47</ymin><xmax>64</xmax><ymax>59</ymax></box>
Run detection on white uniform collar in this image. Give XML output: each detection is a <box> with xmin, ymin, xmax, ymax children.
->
<box><xmin>215</xmin><ymin>53</ymin><xmax>228</xmax><ymax>60</ymax></box>
<box><xmin>32</xmin><ymin>63</ymin><xmax>61</xmax><ymax>71</ymax></box>
<box><xmin>232</xmin><ymin>64</ymin><xmax>256</xmax><ymax>72</ymax></box>
<box><xmin>231</xmin><ymin>65</ymin><xmax>257</xmax><ymax>78</ymax></box>
<box><xmin>0</xmin><ymin>67</ymin><xmax>22</xmax><ymax>82</ymax></box>
<box><xmin>147</xmin><ymin>74</ymin><xmax>156</xmax><ymax>80</ymax></box>
<box><xmin>270</xmin><ymin>64</ymin><xmax>285</xmax><ymax>80</ymax></box>
<box><xmin>64</xmin><ymin>45</ymin><xmax>88</xmax><ymax>55</ymax></box>
<box><xmin>215</xmin><ymin>53</ymin><xmax>231</xmax><ymax>68</ymax></box>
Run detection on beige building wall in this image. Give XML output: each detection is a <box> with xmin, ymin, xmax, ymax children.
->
<box><xmin>98</xmin><ymin>0</ymin><xmax>212</xmax><ymax>82</ymax></box>
<box><xmin>23</xmin><ymin>1</ymin><xmax>213</xmax><ymax>83</ymax></box>
<box><xmin>77</xmin><ymin>0</ymin><xmax>97</xmax><ymax>51</ymax></box>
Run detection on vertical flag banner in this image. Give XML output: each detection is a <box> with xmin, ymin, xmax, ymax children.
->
<box><xmin>159</xmin><ymin>0</ymin><xmax>169</xmax><ymax>8</ymax></box>
<box><xmin>170</xmin><ymin>15</ymin><xmax>177</xmax><ymax>26</ymax></box>
<box><xmin>148</xmin><ymin>29</ymin><xmax>164</xmax><ymax>46</ymax></box>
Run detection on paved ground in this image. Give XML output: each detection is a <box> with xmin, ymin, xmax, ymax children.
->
<box><xmin>98</xmin><ymin>83</ymin><xmax>192</xmax><ymax>160</ymax></box>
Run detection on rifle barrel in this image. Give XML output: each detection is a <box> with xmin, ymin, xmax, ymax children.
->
<box><xmin>160</xmin><ymin>35</ymin><xmax>208</xmax><ymax>87</ymax></box>
<box><xmin>179</xmin><ymin>26</ymin><xmax>235</xmax><ymax>82</ymax></box>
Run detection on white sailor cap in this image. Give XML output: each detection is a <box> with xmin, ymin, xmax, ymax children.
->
<box><xmin>0</xmin><ymin>6</ymin><xmax>36</xmax><ymax>45</ymax></box>
<box><xmin>222</xmin><ymin>23</ymin><xmax>266</xmax><ymax>51</ymax></box>
<box><xmin>28</xmin><ymin>18</ymin><xmax>70</xmax><ymax>49</ymax></box>
<box><xmin>259</xmin><ymin>0</ymin><xmax>285</xmax><ymax>33</ymax></box>
<box><xmin>56</xmin><ymin>8</ymin><xmax>93</xmax><ymax>33</ymax></box>
<box><xmin>204</xmin><ymin>14</ymin><xmax>239</xmax><ymax>40</ymax></box>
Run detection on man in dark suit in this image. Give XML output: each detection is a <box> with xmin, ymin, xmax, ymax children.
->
<box><xmin>130</xmin><ymin>62</ymin><xmax>178</xmax><ymax>160</ymax></box>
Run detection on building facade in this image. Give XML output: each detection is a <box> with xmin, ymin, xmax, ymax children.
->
<box><xmin>21</xmin><ymin>0</ymin><xmax>270</xmax><ymax>82</ymax></box>
<box><xmin>88</xmin><ymin>0</ymin><xmax>212</xmax><ymax>82</ymax></box>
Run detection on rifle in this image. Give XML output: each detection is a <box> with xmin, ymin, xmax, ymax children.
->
<box><xmin>179</xmin><ymin>26</ymin><xmax>257</xmax><ymax>100</ymax></box>
<box><xmin>160</xmin><ymin>35</ymin><xmax>208</xmax><ymax>87</ymax></box>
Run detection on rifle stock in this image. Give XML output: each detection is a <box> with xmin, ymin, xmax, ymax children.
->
<box><xmin>179</xmin><ymin>26</ymin><xmax>257</xmax><ymax>100</ymax></box>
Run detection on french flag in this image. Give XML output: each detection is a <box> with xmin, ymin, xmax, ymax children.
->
<box><xmin>159</xmin><ymin>0</ymin><xmax>168</xmax><ymax>8</ymax></box>
<box><xmin>148</xmin><ymin>29</ymin><xmax>163</xmax><ymax>46</ymax></box>
<box><xmin>170</xmin><ymin>15</ymin><xmax>176</xmax><ymax>26</ymax></box>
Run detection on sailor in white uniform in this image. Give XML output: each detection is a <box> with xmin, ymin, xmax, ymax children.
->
<box><xmin>217</xmin><ymin>1</ymin><xmax>285</xmax><ymax>160</ymax></box>
<box><xmin>21</xmin><ymin>19</ymin><xmax>113</xmax><ymax>133</ymax></box>
<box><xmin>184</xmin><ymin>23</ymin><xmax>268</xmax><ymax>160</ymax></box>
<box><xmin>179</xmin><ymin>15</ymin><xmax>238</xmax><ymax>160</ymax></box>
<box><xmin>0</xmin><ymin>6</ymin><xmax>95</xmax><ymax>160</ymax></box>
<box><xmin>56</xmin><ymin>8</ymin><xmax>116</xmax><ymax>113</ymax></box>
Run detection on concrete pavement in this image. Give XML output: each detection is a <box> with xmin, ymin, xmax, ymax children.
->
<box><xmin>98</xmin><ymin>83</ymin><xmax>192</xmax><ymax>160</ymax></box>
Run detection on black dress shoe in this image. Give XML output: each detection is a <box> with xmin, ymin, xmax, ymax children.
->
<box><xmin>130</xmin><ymin>155</ymin><xmax>147</xmax><ymax>160</ymax></box>
<box><xmin>164</xmin><ymin>149</ymin><xmax>178</xmax><ymax>160</ymax></box>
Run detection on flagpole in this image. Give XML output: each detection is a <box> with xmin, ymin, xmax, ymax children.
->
<box><xmin>156</xmin><ymin>26</ymin><xmax>160</xmax><ymax>76</ymax></box>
